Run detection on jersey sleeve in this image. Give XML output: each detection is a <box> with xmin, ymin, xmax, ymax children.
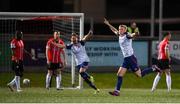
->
<box><xmin>46</xmin><ymin>40</ymin><xmax>51</xmax><ymax>49</ymax></box>
<box><xmin>165</xmin><ymin>42</ymin><xmax>170</xmax><ymax>50</ymax></box>
<box><xmin>126</xmin><ymin>33</ymin><xmax>133</xmax><ymax>39</ymax></box>
<box><xmin>66</xmin><ymin>44</ymin><xmax>73</xmax><ymax>49</ymax></box>
<box><xmin>10</xmin><ymin>40</ymin><xmax>16</xmax><ymax>49</ymax></box>
<box><xmin>80</xmin><ymin>40</ymin><xmax>85</xmax><ymax>46</ymax></box>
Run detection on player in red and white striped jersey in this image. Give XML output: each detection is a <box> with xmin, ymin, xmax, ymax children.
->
<box><xmin>45</xmin><ymin>31</ymin><xmax>67</xmax><ymax>90</ymax></box>
<box><xmin>152</xmin><ymin>32</ymin><xmax>172</xmax><ymax>92</ymax></box>
<box><xmin>7</xmin><ymin>31</ymin><xmax>24</xmax><ymax>92</ymax></box>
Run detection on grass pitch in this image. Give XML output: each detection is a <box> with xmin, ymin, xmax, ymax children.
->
<box><xmin>1</xmin><ymin>72</ymin><xmax>180</xmax><ymax>103</ymax></box>
<box><xmin>1</xmin><ymin>87</ymin><xmax>180</xmax><ymax>103</ymax></box>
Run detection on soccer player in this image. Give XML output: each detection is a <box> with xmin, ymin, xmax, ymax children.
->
<box><xmin>45</xmin><ymin>31</ymin><xmax>67</xmax><ymax>90</ymax></box>
<box><xmin>55</xmin><ymin>30</ymin><xmax>100</xmax><ymax>93</ymax></box>
<box><xmin>7</xmin><ymin>31</ymin><xmax>24</xmax><ymax>92</ymax></box>
<box><xmin>151</xmin><ymin>32</ymin><xmax>171</xmax><ymax>92</ymax></box>
<box><xmin>127</xmin><ymin>22</ymin><xmax>140</xmax><ymax>35</ymax></box>
<box><xmin>104</xmin><ymin>18</ymin><xmax>161</xmax><ymax>96</ymax></box>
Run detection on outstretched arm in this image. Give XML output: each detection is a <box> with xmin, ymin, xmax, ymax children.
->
<box><xmin>51</xmin><ymin>42</ymin><xmax>66</xmax><ymax>48</ymax></box>
<box><xmin>82</xmin><ymin>30</ymin><xmax>93</xmax><ymax>41</ymax></box>
<box><xmin>129</xmin><ymin>32</ymin><xmax>140</xmax><ymax>39</ymax></box>
<box><xmin>104</xmin><ymin>18</ymin><xmax>119</xmax><ymax>36</ymax></box>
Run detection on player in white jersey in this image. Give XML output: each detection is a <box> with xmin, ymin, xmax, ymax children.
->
<box><xmin>104</xmin><ymin>18</ymin><xmax>161</xmax><ymax>96</ymax></box>
<box><xmin>53</xmin><ymin>30</ymin><xmax>100</xmax><ymax>93</ymax></box>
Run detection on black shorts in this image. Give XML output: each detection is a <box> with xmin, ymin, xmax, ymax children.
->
<box><xmin>157</xmin><ymin>59</ymin><xmax>170</xmax><ymax>70</ymax></box>
<box><xmin>47</xmin><ymin>63</ymin><xmax>62</xmax><ymax>70</ymax></box>
<box><xmin>12</xmin><ymin>60</ymin><xmax>24</xmax><ymax>77</ymax></box>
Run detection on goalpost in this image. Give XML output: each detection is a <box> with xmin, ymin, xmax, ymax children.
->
<box><xmin>0</xmin><ymin>12</ymin><xmax>84</xmax><ymax>89</ymax></box>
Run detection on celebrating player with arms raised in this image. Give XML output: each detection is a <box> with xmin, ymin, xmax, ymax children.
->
<box><xmin>54</xmin><ymin>30</ymin><xmax>100</xmax><ymax>93</ymax></box>
<box><xmin>104</xmin><ymin>18</ymin><xmax>161</xmax><ymax>96</ymax></box>
<box><xmin>66</xmin><ymin>31</ymin><xmax>100</xmax><ymax>93</ymax></box>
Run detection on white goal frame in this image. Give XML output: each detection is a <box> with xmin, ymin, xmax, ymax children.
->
<box><xmin>0</xmin><ymin>12</ymin><xmax>84</xmax><ymax>89</ymax></box>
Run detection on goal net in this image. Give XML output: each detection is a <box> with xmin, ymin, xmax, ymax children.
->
<box><xmin>0</xmin><ymin>12</ymin><xmax>84</xmax><ymax>89</ymax></box>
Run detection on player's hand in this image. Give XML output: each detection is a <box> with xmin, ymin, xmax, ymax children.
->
<box><xmin>104</xmin><ymin>18</ymin><xmax>109</xmax><ymax>25</ymax></box>
<box><xmin>89</xmin><ymin>30</ymin><xmax>93</xmax><ymax>35</ymax></box>
<box><xmin>62</xmin><ymin>61</ymin><xmax>67</xmax><ymax>68</ymax></box>
<box><xmin>31</xmin><ymin>55</ymin><xmax>38</xmax><ymax>61</ymax></box>
<box><xmin>15</xmin><ymin>59</ymin><xmax>19</xmax><ymax>64</ymax></box>
<box><xmin>47</xmin><ymin>60</ymin><xmax>50</xmax><ymax>64</ymax></box>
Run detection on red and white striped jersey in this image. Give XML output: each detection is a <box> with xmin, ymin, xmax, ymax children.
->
<box><xmin>46</xmin><ymin>38</ymin><xmax>64</xmax><ymax>63</ymax></box>
<box><xmin>11</xmin><ymin>39</ymin><xmax>24</xmax><ymax>61</ymax></box>
<box><xmin>158</xmin><ymin>38</ymin><xmax>169</xmax><ymax>60</ymax></box>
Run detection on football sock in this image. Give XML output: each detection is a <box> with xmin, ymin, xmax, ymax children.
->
<box><xmin>115</xmin><ymin>76</ymin><xmax>123</xmax><ymax>91</ymax></box>
<box><xmin>84</xmin><ymin>72</ymin><xmax>90</xmax><ymax>79</ymax></box>
<box><xmin>15</xmin><ymin>76</ymin><xmax>20</xmax><ymax>90</ymax></box>
<box><xmin>56</xmin><ymin>74</ymin><xmax>61</xmax><ymax>89</ymax></box>
<box><xmin>80</xmin><ymin>72</ymin><xmax>97</xmax><ymax>90</ymax></box>
<box><xmin>141</xmin><ymin>67</ymin><xmax>153</xmax><ymax>77</ymax></box>
<box><xmin>46</xmin><ymin>73</ymin><xmax>51</xmax><ymax>88</ymax></box>
<box><xmin>9</xmin><ymin>76</ymin><xmax>16</xmax><ymax>86</ymax></box>
<box><xmin>152</xmin><ymin>74</ymin><xmax>161</xmax><ymax>90</ymax></box>
<box><xmin>166</xmin><ymin>74</ymin><xmax>171</xmax><ymax>91</ymax></box>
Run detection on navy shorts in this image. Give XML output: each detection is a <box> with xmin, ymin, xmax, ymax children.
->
<box><xmin>122</xmin><ymin>55</ymin><xmax>139</xmax><ymax>72</ymax></box>
<box><xmin>77</xmin><ymin>62</ymin><xmax>89</xmax><ymax>71</ymax></box>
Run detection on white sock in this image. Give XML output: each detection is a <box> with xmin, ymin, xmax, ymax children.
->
<box><xmin>56</xmin><ymin>74</ymin><xmax>61</xmax><ymax>89</ymax></box>
<box><xmin>15</xmin><ymin>76</ymin><xmax>20</xmax><ymax>90</ymax></box>
<box><xmin>46</xmin><ymin>73</ymin><xmax>51</xmax><ymax>88</ymax></box>
<box><xmin>9</xmin><ymin>76</ymin><xmax>16</xmax><ymax>86</ymax></box>
<box><xmin>152</xmin><ymin>74</ymin><xmax>161</xmax><ymax>91</ymax></box>
<box><xmin>166</xmin><ymin>74</ymin><xmax>171</xmax><ymax>91</ymax></box>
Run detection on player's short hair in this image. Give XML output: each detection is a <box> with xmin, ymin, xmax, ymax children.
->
<box><xmin>119</xmin><ymin>25</ymin><xmax>127</xmax><ymax>31</ymax></box>
<box><xmin>53</xmin><ymin>30</ymin><xmax>60</xmax><ymax>35</ymax></box>
<box><xmin>163</xmin><ymin>31</ymin><xmax>171</xmax><ymax>38</ymax></box>
<box><xmin>71</xmin><ymin>32</ymin><xmax>79</xmax><ymax>38</ymax></box>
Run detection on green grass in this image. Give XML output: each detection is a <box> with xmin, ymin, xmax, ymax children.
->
<box><xmin>1</xmin><ymin>72</ymin><xmax>180</xmax><ymax>89</ymax></box>
<box><xmin>1</xmin><ymin>88</ymin><xmax>180</xmax><ymax>103</ymax></box>
<box><xmin>1</xmin><ymin>72</ymin><xmax>180</xmax><ymax>103</ymax></box>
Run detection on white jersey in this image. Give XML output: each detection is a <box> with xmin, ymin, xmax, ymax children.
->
<box><xmin>66</xmin><ymin>41</ymin><xmax>90</xmax><ymax>66</ymax></box>
<box><xmin>119</xmin><ymin>33</ymin><xmax>134</xmax><ymax>57</ymax></box>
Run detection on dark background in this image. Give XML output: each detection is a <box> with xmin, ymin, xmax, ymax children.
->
<box><xmin>0</xmin><ymin>0</ymin><xmax>180</xmax><ymax>36</ymax></box>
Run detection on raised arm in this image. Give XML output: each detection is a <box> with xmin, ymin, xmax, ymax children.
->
<box><xmin>82</xmin><ymin>30</ymin><xmax>93</xmax><ymax>41</ymax></box>
<box><xmin>104</xmin><ymin>18</ymin><xmax>119</xmax><ymax>36</ymax></box>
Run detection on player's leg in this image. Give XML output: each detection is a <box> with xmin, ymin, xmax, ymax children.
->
<box><xmin>79</xmin><ymin>62</ymin><xmax>99</xmax><ymax>91</ymax></box>
<box><xmin>7</xmin><ymin>61</ymin><xmax>16</xmax><ymax>91</ymax></box>
<box><xmin>109</xmin><ymin>67</ymin><xmax>127</xmax><ymax>96</ymax></box>
<box><xmin>56</xmin><ymin>63</ymin><xmax>62</xmax><ymax>90</ymax></box>
<box><xmin>10</xmin><ymin>60</ymin><xmax>23</xmax><ymax>92</ymax></box>
<box><xmin>139</xmin><ymin>65</ymin><xmax>161</xmax><ymax>77</ymax></box>
<box><xmin>151</xmin><ymin>72</ymin><xmax>163</xmax><ymax>92</ymax></box>
<box><xmin>46</xmin><ymin>63</ymin><xmax>53</xmax><ymax>89</ymax></box>
<box><xmin>109</xmin><ymin>56</ymin><xmax>129</xmax><ymax>96</ymax></box>
<box><xmin>16</xmin><ymin>60</ymin><xmax>24</xmax><ymax>92</ymax></box>
<box><xmin>165</xmin><ymin>69</ymin><xmax>171</xmax><ymax>92</ymax></box>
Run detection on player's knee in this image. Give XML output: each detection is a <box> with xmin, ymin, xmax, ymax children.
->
<box><xmin>158</xmin><ymin>72</ymin><xmax>163</xmax><ymax>76</ymax></box>
<box><xmin>48</xmin><ymin>71</ymin><xmax>53</xmax><ymax>76</ymax></box>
